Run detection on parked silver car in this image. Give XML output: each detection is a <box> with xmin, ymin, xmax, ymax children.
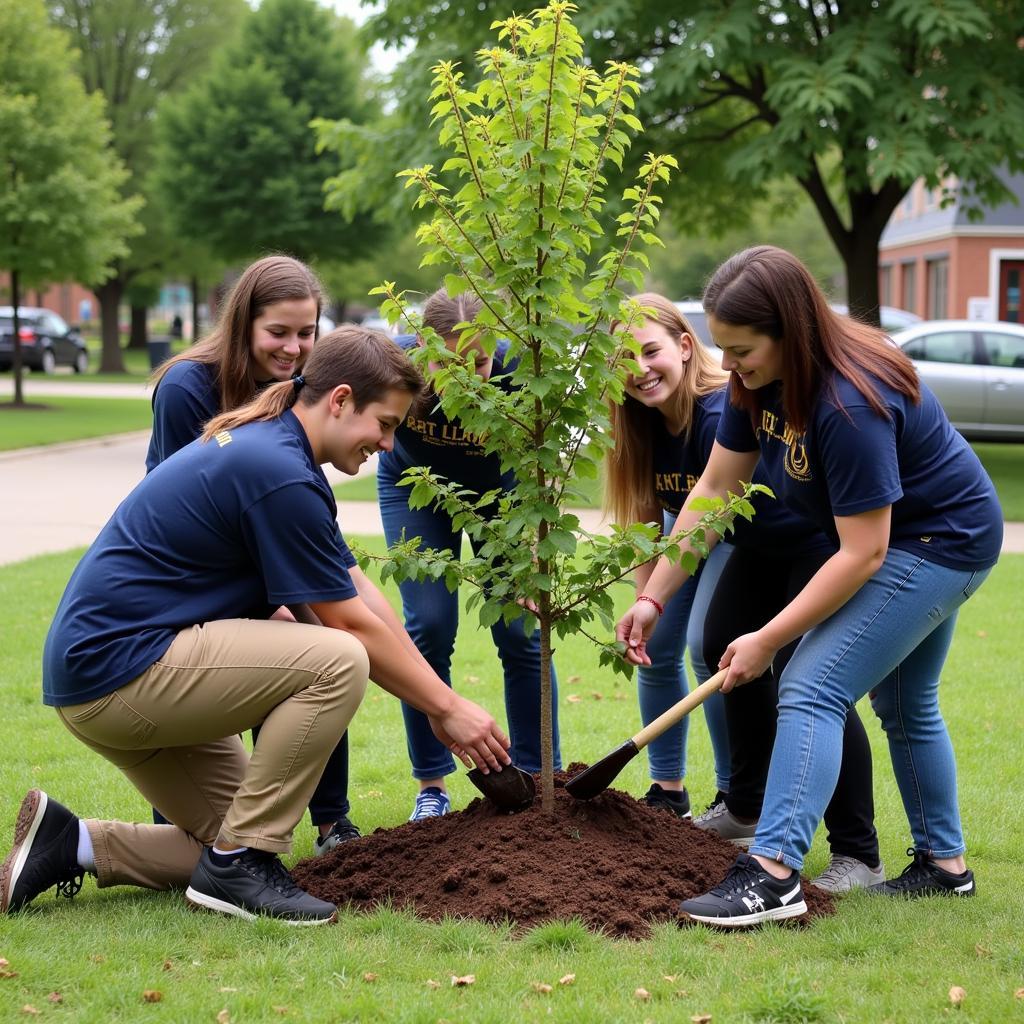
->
<box><xmin>892</xmin><ymin>320</ymin><xmax>1024</xmax><ymax>440</ymax></box>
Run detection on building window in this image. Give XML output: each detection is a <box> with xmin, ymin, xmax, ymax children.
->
<box><xmin>927</xmin><ymin>258</ymin><xmax>948</xmax><ymax>319</ymax></box>
<box><xmin>902</xmin><ymin>262</ymin><xmax>917</xmax><ymax>314</ymax></box>
<box><xmin>879</xmin><ymin>265</ymin><xmax>893</xmax><ymax>306</ymax></box>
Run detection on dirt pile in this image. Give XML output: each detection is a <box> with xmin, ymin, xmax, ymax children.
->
<box><xmin>293</xmin><ymin>770</ymin><xmax>835</xmax><ymax>939</ymax></box>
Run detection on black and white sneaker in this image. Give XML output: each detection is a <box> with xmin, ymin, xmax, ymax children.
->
<box><xmin>314</xmin><ymin>815</ymin><xmax>362</xmax><ymax>856</ymax></box>
<box><xmin>186</xmin><ymin>847</ymin><xmax>338</xmax><ymax>925</ymax></box>
<box><xmin>642</xmin><ymin>784</ymin><xmax>692</xmax><ymax>819</ymax></box>
<box><xmin>679</xmin><ymin>852</ymin><xmax>807</xmax><ymax>928</ymax></box>
<box><xmin>868</xmin><ymin>848</ymin><xmax>975</xmax><ymax>898</ymax></box>
<box><xmin>1</xmin><ymin>790</ymin><xmax>84</xmax><ymax>914</ymax></box>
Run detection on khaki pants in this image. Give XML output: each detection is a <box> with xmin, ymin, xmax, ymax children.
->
<box><xmin>56</xmin><ymin>619</ymin><xmax>369</xmax><ymax>891</ymax></box>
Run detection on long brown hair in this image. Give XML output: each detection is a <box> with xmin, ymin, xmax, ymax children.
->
<box><xmin>604</xmin><ymin>293</ymin><xmax>728</xmax><ymax>526</ymax></box>
<box><xmin>421</xmin><ymin>287</ymin><xmax>484</xmax><ymax>340</ymax></box>
<box><xmin>202</xmin><ymin>325</ymin><xmax>424</xmax><ymax>440</ymax></box>
<box><xmin>702</xmin><ymin>246</ymin><xmax>919</xmax><ymax>432</ymax></box>
<box><xmin>153</xmin><ymin>255</ymin><xmax>325</xmax><ymax>413</ymax></box>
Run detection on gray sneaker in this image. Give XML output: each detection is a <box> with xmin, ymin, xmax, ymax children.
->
<box><xmin>811</xmin><ymin>855</ymin><xmax>885</xmax><ymax>893</ymax></box>
<box><xmin>692</xmin><ymin>801</ymin><xmax>758</xmax><ymax>848</ymax></box>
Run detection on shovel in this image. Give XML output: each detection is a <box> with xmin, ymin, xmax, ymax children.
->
<box><xmin>467</xmin><ymin>763</ymin><xmax>535</xmax><ymax>812</ymax></box>
<box><xmin>565</xmin><ymin>668</ymin><xmax>728</xmax><ymax>800</ymax></box>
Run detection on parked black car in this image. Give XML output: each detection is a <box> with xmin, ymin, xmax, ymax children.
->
<box><xmin>0</xmin><ymin>306</ymin><xmax>89</xmax><ymax>374</ymax></box>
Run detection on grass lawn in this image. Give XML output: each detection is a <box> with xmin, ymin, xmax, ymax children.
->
<box><xmin>1</xmin><ymin>540</ymin><xmax>1022</xmax><ymax>1022</ymax></box>
<box><xmin>336</xmin><ymin>442</ymin><xmax>1024</xmax><ymax>519</ymax></box>
<box><xmin>0</xmin><ymin>397</ymin><xmax>153</xmax><ymax>451</ymax></box>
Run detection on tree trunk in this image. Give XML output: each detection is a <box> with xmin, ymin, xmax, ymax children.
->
<box><xmin>190</xmin><ymin>275</ymin><xmax>201</xmax><ymax>342</ymax></box>
<box><xmin>843</xmin><ymin>244</ymin><xmax>882</xmax><ymax>327</ymax></box>
<box><xmin>539</xmin><ymin>613</ymin><xmax>554</xmax><ymax>812</ymax></box>
<box><xmin>10</xmin><ymin>270</ymin><xmax>24</xmax><ymax>406</ymax></box>
<box><xmin>95</xmin><ymin>278</ymin><xmax>126</xmax><ymax>373</ymax></box>
<box><xmin>129</xmin><ymin>304</ymin><xmax>148</xmax><ymax>349</ymax></box>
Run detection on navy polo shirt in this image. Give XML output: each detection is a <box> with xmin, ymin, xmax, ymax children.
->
<box><xmin>652</xmin><ymin>387</ymin><xmax>830</xmax><ymax>555</ymax></box>
<box><xmin>379</xmin><ymin>334</ymin><xmax>515</xmax><ymax>493</ymax></box>
<box><xmin>44</xmin><ymin>410</ymin><xmax>358</xmax><ymax>707</ymax></box>
<box><xmin>715</xmin><ymin>374</ymin><xmax>1003</xmax><ymax>570</ymax></box>
<box><xmin>145</xmin><ymin>360</ymin><xmax>220</xmax><ymax>472</ymax></box>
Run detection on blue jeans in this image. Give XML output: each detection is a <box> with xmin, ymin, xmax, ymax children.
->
<box><xmin>378</xmin><ymin>463</ymin><xmax>560</xmax><ymax>779</ymax></box>
<box><xmin>638</xmin><ymin>515</ymin><xmax>732</xmax><ymax>790</ymax></box>
<box><xmin>751</xmin><ymin>549</ymin><xmax>991</xmax><ymax>870</ymax></box>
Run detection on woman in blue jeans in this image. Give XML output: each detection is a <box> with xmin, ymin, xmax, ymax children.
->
<box><xmin>617</xmin><ymin>247</ymin><xmax>1001</xmax><ymax>927</ymax></box>
<box><xmin>378</xmin><ymin>288</ymin><xmax>560</xmax><ymax>820</ymax></box>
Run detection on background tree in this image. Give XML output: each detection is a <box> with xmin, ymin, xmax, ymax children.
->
<box><xmin>358</xmin><ymin>0</ymin><xmax>1024</xmax><ymax>323</ymax></box>
<box><xmin>0</xmin><ymin>0</ymin><xmax>140</xmax><ymax>404</ymax></box>
<box><xmin>155</xmin><ymin>0</ymin><xmax>382</xmax><ymax>269</ymax></box>
<box><xmin>48</xmin><ymin>0</ymin><xmax>245</xmax><ymax>368</ymax></box>
<box><xmin>367</xmin><ymin>2</ymin><xmax>754</xmax><ymax>812</ymax></box>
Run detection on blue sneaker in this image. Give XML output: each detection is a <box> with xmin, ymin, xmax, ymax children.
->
<box><xmin>409</xmin><ymin>787</ymin><xmax>451</xmax><ymax>822</ymax></box>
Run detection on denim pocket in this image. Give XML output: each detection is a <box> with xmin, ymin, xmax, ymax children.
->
<box><xmin>962</xmin><ymin>568</ymin><xmax>990</xmax><ymax>600</ymax></box>
<box><xmin>64</xmin><ymin>690</ymin><xmax>157</xmax><ymax>747</ymax></box>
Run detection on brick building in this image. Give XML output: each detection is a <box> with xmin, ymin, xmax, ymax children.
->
<box><xmin>878</xmin><ymin>170</ymin><xmax>1024</xmax><ymax>324</ymax></box>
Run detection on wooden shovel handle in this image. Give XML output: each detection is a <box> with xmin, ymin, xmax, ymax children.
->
<box><xmin>631</xmin><ymin>668</ymin><xmax>728</xmax><ymax>751</ymax></box>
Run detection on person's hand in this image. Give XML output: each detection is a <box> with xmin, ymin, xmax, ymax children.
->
<box><xmin>615</xmin><ymin>599</ymin><xmax>661</xmax><ymax>666</ymax></box>
<box><xmin>718</xmin><ymin>630</ymin><xmax>777</xmax><ymax>691</ymax></box>
<box><xmin>429</xmin><ymin>694</ymin><xmax>511</xmax><ymax>774</ymax></box>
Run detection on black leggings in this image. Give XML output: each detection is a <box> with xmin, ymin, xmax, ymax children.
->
<box><xmin>703</xmin><ymin>546</ymin><xmax>880</xmax><ymax>866</ymax></box>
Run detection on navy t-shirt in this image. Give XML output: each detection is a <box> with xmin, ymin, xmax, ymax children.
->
<box><xmin>652</xmin><ymin>387</ymin><xmax>831</xmax><ymax>555</ymax></box>
<box><xmin>715</xmin><ymin>374</ymin><xmax>1003</xmax><ymax>570</ymax></box>
<box><xmin>145</xmin><ymin>360</ymin><xmax>220</xmax><ymax>472</ymax></box>
<box><xmin>44</xmin><ymin>410</ymin><xmax>358</xmax><ymax>707</ymax></box>
<box><xmin>378</xmin><ymin>334</ymin><xmax>515</xmax><ymax>494</ymax></box>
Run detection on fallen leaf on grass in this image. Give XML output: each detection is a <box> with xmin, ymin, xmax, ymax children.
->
<box><xmin>21</xmin><ymin>1008</ymin><xmax>40</xmax><ymax>1017</ymax></box>
<box><xmin>948</xmin><ymin>986</ymin><xmax>966</xmax><ymax>1007</ymax></box>
<box><xmin>531</xmin><ymin>982</ymin><xmax>553</xmax><ymax>994</ymax></box>
<box><xmin>218</xmin><ymin>987</ymin><xmax>238</xmax><ymax>993</ymax></box>
<box><xmin>663</xmin><ymin>974</ymin><xmax>679</xmax><ymax>982</ymax></box>
<box><xmin>425</xmin><ymin>979</ymin><xmax>441</xmax><ymax>989</ymax></box>
<box><xmin>88</xmin><ymin>954</ymin><xmax>106</xmax><ymax>963</ymax></box>
<box><xmin>0</xmin><ymin>958</ymin><xmax>7</xmax><ymax>967</ymax></box>
<box><xmin>566</xmin><ymin>694</ymin><xmax>582</xmax><ymax>704</ymax></box>
<box><xmin>162</xmin><ymin>960</ymin><xmax>173</xmax><ymax>971</ymax></box>
<box><xmin>451</xmin><ymin>974</ymin><xmax>475</xmax><ymax>987</ymax></box>
<box><xmin>47</xmin><ymin>994</ymin><xmax>63</xmax><ymax>1004</ymax></box>
<box><xmin>691</xmin><ymin>1015</ymin><xmax>712</xmax><ymax>1023</ymax></box>
<box><xmin>272</xmin><ymin>1007</ymin><xmax>288</xmax><ymax>1016</ymax></box>
<box><xmin>634</xmin><ymin>988</ymin><xmax>651</xmax><ymax>1001</ymax></box>
<box><xmin>975</xmin><ymin>944</ymin><xmax>991</xmax><ymax>958</ymax></box>
<box><xmin>558</xmin><ymin>974</ymin><xmax>575</xmax><ymax>986</ymax></box>
<box><xmin>976</xmin><ymin>630</ymin><xmax>987</xmax><ymax>638</ymax></box>
<box><xmin>590</xmin><ymin>691</ymin><xmax>603</xmax><ymax>700</ymax></box>
<box><xmin>1</xmin><ymin>970</ymin><xmax>19</xmax><ymax>979</ymax></box>
<box><xmin>363</xmin><ymin>973</ymin><xmax>378</xmax><ymax>983</ymax></box>
<box><xmin>568</xmin><ymin>675</ymin><xmax>581</xmax><ymax>684</ymax></box>
<box><xmin>612</xmin><ymin>692</ymin><xmax>628</xmax><ymax>701</ymax></box>
<box><xmin>675</xmin><ymin>990</ymin><xmax>690</xmax><ymax>998</ymax></box>
<box><xmin>142</xmin><ymin>991</ymin><xmax>163</xmax><ymax>1003</ymax></box>
<box><xmin>217</xmin><ymin>1011</ymin><xmax>231</xmax><ymax>1024</ymax></box>
<box><xmin>1015</xmin><ymin>988</ymin><xmax>1024</xmax><ymax>1000</ymax></box>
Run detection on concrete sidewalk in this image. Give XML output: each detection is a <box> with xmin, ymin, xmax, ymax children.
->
<box><xmin>0</xmin><ymin>430</ymin><xmax>1020</xmax><ymax>567</ymax></box>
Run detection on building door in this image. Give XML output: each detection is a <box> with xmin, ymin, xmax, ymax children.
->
<box><xmin>998</xmin><ymin>261</ymin><xmax>1024</xmax><ymax>322</ymax></box>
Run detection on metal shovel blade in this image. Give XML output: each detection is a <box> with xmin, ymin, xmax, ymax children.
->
<box><xmin>564</xmin><ymin>739</ymin><xmax>640</xmax><ymax>800</ymax></box>
<box><xmin>467</xmin><ymin>764</ymin><xmax>536</xmax><ymax>812</ymax></box>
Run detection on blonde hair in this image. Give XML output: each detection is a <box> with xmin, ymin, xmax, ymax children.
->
<box><xmin>153</xmin><ymin>255</ymin><xmax>324</xmax><ymax>413</ymax></box>
<box><xmin>604</xmin><ymin>294</ymin><xmax>727</xmax><ymax>526</ymax></box>
<box><xmin>202</xmin><ymin>325</ymin><xmax>423</xmax><ymax>440</ymax></box>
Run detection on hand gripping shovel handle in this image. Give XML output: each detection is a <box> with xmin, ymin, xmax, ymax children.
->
<box><xmin>565</xmin><ymin>668</ymin><xmax>728</xmax><ymax>800</ymax></box>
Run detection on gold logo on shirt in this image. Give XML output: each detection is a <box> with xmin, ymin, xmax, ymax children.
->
<box><xmin>214</xmin><ymin>430</ymin><xmax>233</xmax><ymax>447</ymax></box>
<box><xmin>757</xmin><ymin>410</ymin><xmax>812</xmax><ymax>481</ymax></box>
<box><xmin>784</xmin><ymin>439</ymin><xmax>811</xmax><ymax>481</ymax></box>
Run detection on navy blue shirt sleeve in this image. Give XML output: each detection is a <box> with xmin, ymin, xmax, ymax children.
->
<box><xmin>816</xmin><ymin>401</ymin><xmax>903</xmax><ymax>516</ymax></box>
<box><xmin>241</xmin><ymin>483</ymin><xmax>358</xmax><ymax>605</ymax></box>
<box><xmin>715</xmin><ymin>395</ymin><xmax>760</xmax><ymax>453</ymax></box>
<box><xmin>147</xmin><ymin>366</ymin><xmax>219</xmax><ymax>472</ymax></box>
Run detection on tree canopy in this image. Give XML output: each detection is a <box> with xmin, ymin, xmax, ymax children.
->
<box><xmin>357</xmin><ymin>0</ymin><xmax>1024</xmax><ymax>321</ymax></box>
<box><xmin>155</xmin><ymin>0</ymin><xmax>382</xmax><ymax>265</ymax></box>
<box><xmin>0</xmin><ymin>0</ymin><xmax>140</xmax><ymax>400</ymax></box>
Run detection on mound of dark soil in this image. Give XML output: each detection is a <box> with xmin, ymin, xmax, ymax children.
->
<box><xmin>293</xmin><ymin>769</ymin><xmax>834</xmax><ymax>939</ymax></box>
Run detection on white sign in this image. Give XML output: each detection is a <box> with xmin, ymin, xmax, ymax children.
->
<box><xmin>966</xmin><ymin>297</ymin><xmax>993</xmax><ymax>321</ymax></box>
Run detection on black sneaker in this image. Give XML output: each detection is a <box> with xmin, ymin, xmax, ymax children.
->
<box><xmin>314</xmin><ymin>815</ymin><xmax>362</xmax><ymax>857</ymax></box>
<box><xmin>678</xmin><ymin>852</ymin><xmax>807</xmax><ymax>928</ymax></box>
<box><xmin>1</xmin><ymin>790</ymin><xmax>84</xmax><ymax>914</ymax></box>
<box><xmin>642</xmin><ymin>784</ymin><xmax>692</xmax><ymax>819</ymax></box>
<box><xmin>868</xmin><ymin>848</ymin><xmax>976</xmax><ymax>898</ymax></box>
<box><xmin>186</xmin><ymin>847</ymin><xmax>338</xmax><ymax>925</ymax></box>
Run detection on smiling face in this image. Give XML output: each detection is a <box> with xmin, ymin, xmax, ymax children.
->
<box><xmin>624</xmin><ymin>321</ymin><xmax>693</xmax><ymax>416</ymax></box>
<box><xmin>324</xmin><ymin>386</ymin><xmax>414</xmax><ymax>475</ymax></box>
<box><xmin>708</xmin><ymin>315</ymin><xmax>784</xmax><ymax>390</ymax></box>
<box><xmin>250</xmin><ymin>297</ymin><xmax>318</xmax><ymax>383</ymax></box>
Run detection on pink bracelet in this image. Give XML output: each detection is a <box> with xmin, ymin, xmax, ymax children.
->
<box><xmin>637</xmin><ymin>594</ymin><xmax>664</xmax><ymax>616</ymax></box>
